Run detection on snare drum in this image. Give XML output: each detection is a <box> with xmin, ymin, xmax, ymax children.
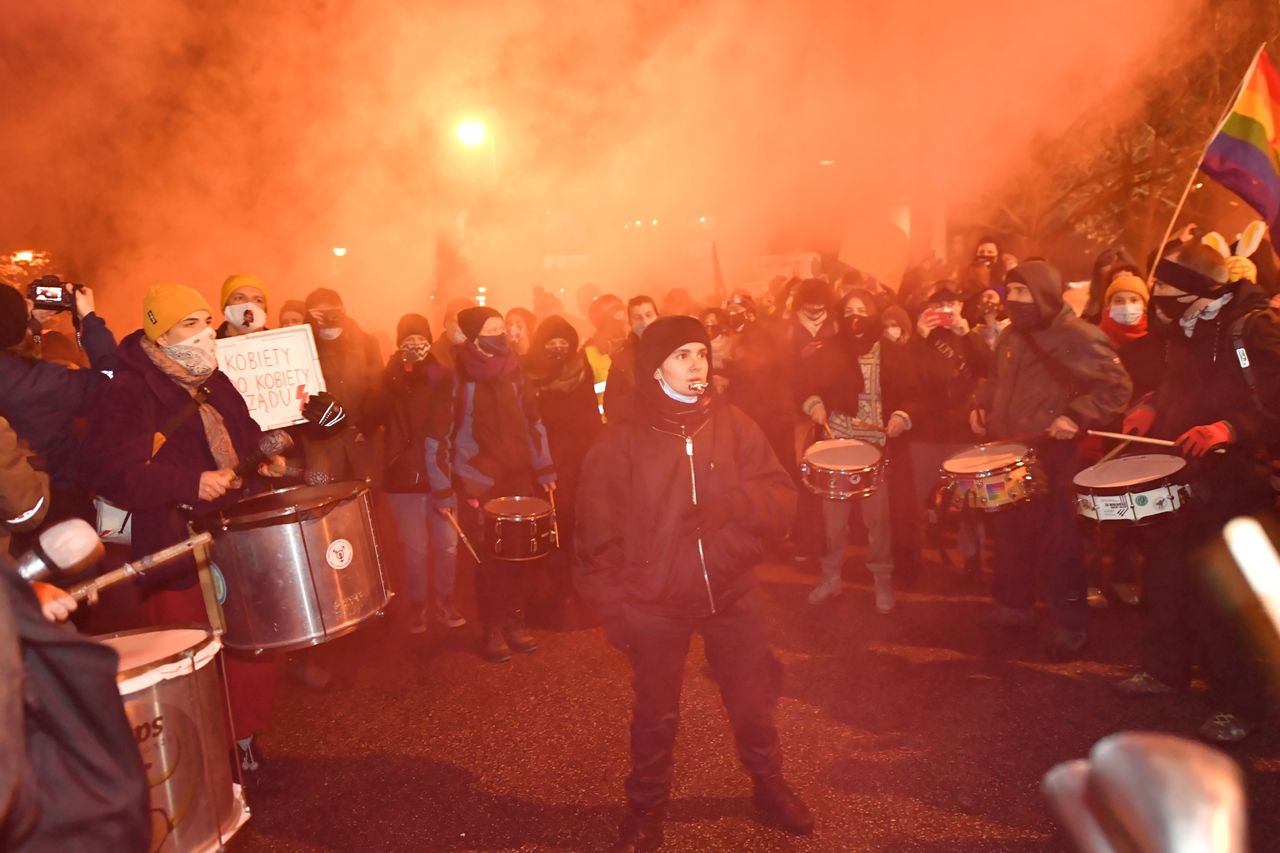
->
<box><xmin>1073</xmin><ymin>454</ymin><xmax>1190</xmax><ymax>526</ymax></box>
<box><xmin>941</xmin><ymin>442</ymin><xmax>1042</xmax><ymax>511</ymax></box>
<box><xmin>800</xmin><ymin>439</ymin><xmax>884</xmax><ymax>500</ymax></box>
<box><xmin>483</xmin><ymin>496</ymin><xmax>555</xmax><ymax>561</ymax></box>
<box><xmin>98</xmin><ymin>628</ymin><xmax>250</xmax><ymax>853</ymax></box>
<box><xmin>211</xmin><ymin>481</ymin><xmax>392</xmax><ymax>653</ymax></box>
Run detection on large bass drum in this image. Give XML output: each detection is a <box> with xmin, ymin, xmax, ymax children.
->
<box><xmin>210</xmin><ymin>481</ymin><xmax>392</xmax><ymax>653</ymax></box>
<box><xmin>98</xmin><ymin>628</ymin><xmax>250</xmax><ymax>853</ymax></box>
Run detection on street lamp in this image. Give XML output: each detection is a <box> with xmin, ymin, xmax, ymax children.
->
<box><xmin>455</xmin><ymin>118</ymin><xmax>497</xmax><ymax>177</ymax></box>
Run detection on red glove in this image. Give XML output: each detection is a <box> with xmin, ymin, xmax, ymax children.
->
<box><xmin>1174</xmin><ymin>421</ymin><xmax>1233</xmax><ymax>457</ymax></box>
<box><xmin>1122</xmin><ymin>404</ymin><xmax>1156</xmax><ymax>436</ymax></box>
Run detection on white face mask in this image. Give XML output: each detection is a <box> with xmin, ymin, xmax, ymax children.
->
<box><xmin>318</xmin><ymin>326</ymin><xmax>343</xmax><ymax>341</ymax></box>
<box><xmin>884</xmin><ymin>326</ymin><xmax>903</xmax><ymax>342</ymax></box>
<box><xmin>224</xmin><ymin>303</ymin><xmax>266</xmax><ymax>332</ymax></box>
<box><xmin>656</xmin><ymin>373</ymin><xmax>698</xmax><ymax>404</ymax></box>
<box><xmin>448</xmin><ymin>326</ymin><xmax>467</xmax><ymax>345</ymax></box>
<box><xmin>1109</xmin><ymin>304</ymin><xmax>1145</xmax><ymax>326</ymax></box>
<box><xmin>163</xmin><ymin>327</ymin><xmax>218</xmax><ymax>376</ymax></box>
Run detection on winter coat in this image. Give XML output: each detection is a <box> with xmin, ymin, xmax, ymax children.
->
<box><xmin>0</xmin><ymin>416</ymin><xmax>49</xmax><ymax>555</ymax></box>
<box><xmin>452</xmin><ymin>351</ymin><xmax>556</xmax><ymax>499</ymax></box>
<box><xmin>528</xmin><ymin>315</ymin><xmax>603</xmax><ymax>512</ymax></box>
<box><xmin>909</xmin><ymin>328</ymin><xmax>991</xmax><ymax>443</ymax></box>
<box><xmin>574</xmin><ymin>397</ymin><xmax>795</xmax><ymax>623</ymax></box>
<box><xmin>80</xmin><ymin>330</ymin><xmax>267</xmax><ymax>590</ymax></box>
<box><xmin>721</xmin><ymin>322</ymin><xmax>795</xmax><ymax>440</ymax></box>
<box><xmin>369</xmin><ymin>350</ymin><xmax>454</xmax><ymax>503</ymax></box>
<box><xmin>1150</xmin><ymin>282</ymin><xmax>1275</xmax><ymax>446</ymax></box>
<box><xmin>311</xmin><ymin>320</ymin><xmax>382</xmax><ymax>435</ymax></box>
<box><xmin>602</xmin><ymin>339</ymin><xmax>637</xmax><ymax>424</ymax></box>
<box><xmin>976</xmin><ymin>262</ymin><xmax>1132</xmax><ymax>439</ymax></box>
<box><xmin>0</xmin><ymin>313</ymin><xmax>116</xmax><ymax>491</ymax></box>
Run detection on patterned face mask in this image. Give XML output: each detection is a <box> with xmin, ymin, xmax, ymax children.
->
<box><xmin>162</xmin><ymin>327</ymin><xmax>218</xmax><ymax>376</ymax></box>
<box><xmin>400</xmin><ymin>341</ymin><xmax>430</xmax><ymax>362</ymax></box>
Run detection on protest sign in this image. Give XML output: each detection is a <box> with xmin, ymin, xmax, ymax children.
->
<box><xmin>217</xmin><ymin>325</ymin><xmax>327</xmax><ymax>430</ymax></box>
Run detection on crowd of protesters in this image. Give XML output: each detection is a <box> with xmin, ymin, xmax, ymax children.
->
<box><xmin>3</xmin><ymin>220</ymin><xmax>1280</xmax><ymax>850</ymax></box>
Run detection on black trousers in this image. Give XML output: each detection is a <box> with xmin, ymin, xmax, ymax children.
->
<box><xmin>459</xmin><ymin>473</ymin><xmax>537</xmax><ymax>627</ymax></box>
<box><xmin>619</xmin><ymin>588</ymin><xmax>783</xmax><ymax>812</ymax></box>
<box><xmin>1139</xmin><ymin>457</ymin><xmax>1274</xmax><ymax>718</ymax></box>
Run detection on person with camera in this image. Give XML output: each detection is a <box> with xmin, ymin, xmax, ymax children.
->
<box><xmin>78</xmin><ymin>283</ymin><xmax>341</xmax><ymax>786</ymax></box>
<box><xmin>0</xmin><ymin>280</ymin><xmax>116</xmax><ymax>535</ymax></box>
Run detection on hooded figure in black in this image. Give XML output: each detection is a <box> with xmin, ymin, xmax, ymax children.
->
<box><xmin>1114</xmin><ymin>243</ymin><xmax>1280</xmax><ymax>743</ymax></box>
<box><xmin>574</xmin><ymin>316</ymin><xmax>812</xmax><ymax>850</ymax></box>
<box><xmin>972</xmin><ymin>260</ymin><xmax>1131</xmax><ymax>661</ymax></box>
<box><xmin>526</xmin><ymin>314</ymin><xmax>601</xmax><ymax>627</ymax></box>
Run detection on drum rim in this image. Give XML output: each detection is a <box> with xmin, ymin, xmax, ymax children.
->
<box><xmin>1073</xmin><ymin>453</ymin><xmax>1188</xmax><ymax>491</ymax></box>
<box><xmin>802</xmin><ymin>438</ymin><xmax>883</xmax><ymax>470</ymax></box>
<box><xmin>95</xmin><ymin>625</ymin><xmax>218</xmax><ymax>683</ymax></box>
<box><xmin>942</xmin><ymin>442</ymin><xmax>1031</xmax><ymax>476</ymax></box>
<box><xmin>483</xmin><ymin>495</ymin><xmax>553</xmax><ymax>520</ymax></box>
<box><xmin>218</xmin><ymin>481</ymin><xmax>368</xmax><ymax>529</ymax></box>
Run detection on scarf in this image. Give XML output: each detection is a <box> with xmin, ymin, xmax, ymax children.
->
<box><xmin>534</xmin><ymin>353</ymin><xmax>588</xmax><ymax>395</ymax></box>
<box><xmin>1178</xmin><ymin>293</ymin><xmax>1233</xmax><ymax>338</ymax></box>
<box><xmin>139</xmin><ymin>336</ymin><xmax>241</xmax><ymax>485</ymax></box>
<box><xmin>457</xmin><ymin>341</ymin><xmax>519</xmax><ymax>382</ymax></box>
<box><xmin>1099</xmin><ymin>313</ymin><xmax>1148</xmax><ymax>349</ymax></box>
<box><xmin>798</xmin><ymin>312</ymin><xmax>827</xmax><ymax>338</ymax></box>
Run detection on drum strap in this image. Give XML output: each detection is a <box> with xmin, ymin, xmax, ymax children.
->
<box><xmin>1229</xmin><ymin>310</ymin><xmax>1280</xmax><ymax>420</ymax></box>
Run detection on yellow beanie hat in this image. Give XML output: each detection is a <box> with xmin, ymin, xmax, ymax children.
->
<box><xmin>1103</xmin><ymin>272</ymin><xmax>1148</xmax><ymax>307</ymax></box>
<box><xmin>143</xmin><ymin>284</ymin><xmax>212</xmax><ymax>341</ymax></box>
<box><xmin>220</xmin><ymin>274</ymin><xmax>270</xmax><ymax>309</ymax></box>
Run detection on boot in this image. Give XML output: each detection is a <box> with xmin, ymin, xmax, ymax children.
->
<box><xmin>873</xmin><ymin>572</ymin><xmax>894</xmax><ymax>614</ymax></box>
<box><xmin>608</xmin><ymin>810</ymin><xmax>664</xmax><ymax>853</ymax></box>
<box><xmin>503</xmin><ymin>611</ymin><xmax>538</xmax><ymax>654</ymax></box>
<box><xmin>752</xmin><ymin>774</ymin><xmax>814</xmax><ymax>835</ymax></box>
<box><xmin>807</xmin><ymin>576</ymin><xmax>842</xmax><ymax>605</ymax></box>
<box><xmin>484</xmin><ymin>624</ymin><xmax>513</xmax><ymax>663</ymax></box>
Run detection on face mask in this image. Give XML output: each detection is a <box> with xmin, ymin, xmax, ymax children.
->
<box><xmin>728</xmin><ymin>312</ymin><xmax>748</xmax><ymax>333</ymax></box>
<box><xmin>705</xmin><ymin>324</ymin><xmax>725</xmax><ymax>339</ymax></box>
<box><xmin>163</xmin><ymin>327</ymin><xmax>217</xmax><ymax>376</ymax></box>
<box><xmin>318</xmin><ymin>326</ymin><xmax>343</xmax><ymax>341</ymax></box>
<box><xmin>478</xmin><ymin>333</ymin><xmax>509</xmax><ymax>355</ymax></box>
<box><xmin>657</xmin><ymin>373</ymin><xmax>698</xmax><ymax>404</ymax></box>
<box><xmin>884</xmin><ymin>326</ymin><xmax>903</xmax><ymax>342</ymax></box>
<box><xmin>800</xmin><ymin>308</ymin><xmax>826</xmax><ymax>323</ymax></box>
<box><xmin>400</xmin><ymin>342</ymin><xmax>430</xmax><ymax>362</ymax></box>
<box><xmin>1150</xmin><ymin>295</ymin><xmax>1189</xmax><ymax>325</ymax></box>
<box><xmin>448</xmin><ymin>326</ymin><xmax>467</xmax><ymax>345</ymax></box>
<box><xmin>545</xmin><ymin>348</ymin><xmax>569</xmax><ymax>365</ymax></box>
<box><xmin>224</xmin><ymin>303</ymin><xmax>266</xmax><ymax>332</ymax></box>
<box><xmin>1109</xmin><ymin>304</ymin><xmax>1145</xmax><ymax>326</ymax></box>
<box><xmin>1005</xmin><ymin>301</ymin><xmax>1041</xmax><ymax>330</ymax></box>
<box><xmin>845</xmin><ymin>314</ymin><xmax>868</xmax><ymax>335</ymax></box>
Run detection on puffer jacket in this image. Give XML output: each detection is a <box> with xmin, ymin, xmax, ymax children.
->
<box><xmin>574</xmin><ymin>396</ymin><xmax>796</xmax><ymax>622</ymax></box>
<box><xmin>976</xmin><ymin>261</ymin><xmax>1132</xmax><ymax>439</ymax></box>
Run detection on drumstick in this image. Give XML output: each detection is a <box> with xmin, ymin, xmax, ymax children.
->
<box><xmin>440</xmin><ymin>508</ymin><xmax>482</xmax><ymax>563</ymax></box>
<box><xmin>1086</xmin><ymin>429</ymin><xmax>1226</xmax><ymax>454</ymax></box>
<box><xmin>69</xmin><ymin>532</ymin><xmax>214</xmax><ymax>605</ymax></box>
<box><xmin>1096</xmin><ymin>439</ymin><xmax>1131</xmax><ymax>465</ymax></box>
<box><xmin>545</xmin><ymin>486</ymin><xmax>561</xmax><ymax>548</ymax></box>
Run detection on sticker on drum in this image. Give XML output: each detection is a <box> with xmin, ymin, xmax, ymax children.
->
<box><xmin>326</xmin><ymin>538</ymin><xmax>354</xmax><ymax>570</ymax></box>
<box><xmin>210</xmin><ymin>562</ymin><xmax>227</xmax><ymax>605</ymax></box>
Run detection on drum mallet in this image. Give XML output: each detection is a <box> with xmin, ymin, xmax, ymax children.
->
<box><xmin>440</xmin><ymin>508</ymin><xmax>482</xmax><ymax>563</ymax></box>
<box><xmin>1086</xmin><ymin>429</ymin><xmax>1226</xmax><ymax>455</ymax></box>
<box><xmin>69</xmin><ymin>532</ymin><xmax>214</xmax><ymax>605</ymax></box>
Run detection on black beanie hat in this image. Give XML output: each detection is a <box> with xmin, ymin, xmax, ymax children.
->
<box><xmin>305</xmin><ymin>287</ymin><xmax>343</xmax><ymax>309</ymax></box>
<box><xmin>532</xmin><ymin>314</ymin><xmax>579</xmax><ymax>353</ymax></box>
<box><xmin>396</xmin><ymin>313</ymin><xmax>433</xmax><ymax>344</ymax></box>
<box><xmin>0</xmin><ymin>285</ymin><xmax>29</xmax><ymax>349</ymax></box>
<box><xmin>457</xmin><ymin>305</ymin><xmax>501</xmax><ymax>341</ymax></box>
<box><xmin>794</xmin><ymin>278</ymin><xmax>834</xmax><ymax>308</ymax></box>
<box><xmin>635</xmin><ymin>315</ymin><xmax>711</xmax><ymax>385</ymax></box>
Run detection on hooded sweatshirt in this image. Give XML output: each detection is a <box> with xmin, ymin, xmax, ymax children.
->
<box><xmin>976</xmin><ymin>260</ymin><xmax>1132</xmax><ymax>439</ymax></box>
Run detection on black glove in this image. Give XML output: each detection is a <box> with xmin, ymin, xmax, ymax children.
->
<box><xmin>677</xmin><ymin>496</ymin><xmax>736</xmax><ymax>537</ymax></box>
<box><xmin>303</xmin><ymin>392</ymin><xmax>346</xmax><ymax>432</ymax></box>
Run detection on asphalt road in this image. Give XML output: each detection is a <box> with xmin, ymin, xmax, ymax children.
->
<box><xmin>233</xmin><ymin>554</ymin><xmax>1280</xmax><ymax>852</ymax></box>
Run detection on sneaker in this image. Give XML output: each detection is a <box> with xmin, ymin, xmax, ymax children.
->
<box><xmin>807</xmin><ymin>578</ymin><xmax>842</xmax><ymax>605</ymax></box>
<box><xmin>1115</xmin><ymin>671</ymin><xmax>1177</xmax><ymax>698</ymax></box>
<box><xmin>991</xmin><ymin>605</ymin><xmax>1037</xmax><ymax>630</ymax></box>
<box><xmin>1111</xmin><ymin>583</ymin><xmax>1141</xmax><ymax>607</ymax></box>
<box><xmin>1087</xmin><ymin>587</ymin><xmax>1109</xmax><ymax>609</ymax></box>
<box><xmin>435</xmin><ymin>604</ymin><xmax>467</xmax><ymax>629</ymax></box>
<box><xmin>407</xmin><ymin>606</ymin><xmax>429</xmax><ymax>635</ymax></box>
<box><xmin>752</xmin><ymin>774</ymin><xmax>815</xmax><ymax>836</ymax></box>
<box><xmin>1200</xmin><ymin>712</ymin><xmax>1256</xmax><ymax>744</ymax></box>
<box><xmin>873</xmin><ymin>573</ymin><xmax>894</xmax><ymax>614</ymax></box>
<box><xmin>503</xmin><ymin>612</ymin><xmax>537</xmax><ymax>654</ymax></box>
<box><xmin>484</xmin><ymin>626</ymin><xmax>513</xmax><ymax>663</ymax></box>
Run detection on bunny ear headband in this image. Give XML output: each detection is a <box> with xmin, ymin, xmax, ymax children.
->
<box><xmin>1202</xmin><ymin>220</ymin><xmax>1267</xmax><ymax>283</ymax></box>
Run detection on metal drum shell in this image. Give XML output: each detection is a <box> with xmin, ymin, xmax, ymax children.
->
<box><xmin>482</xmin><ymin>496</ymin><xmax>555</xmax><ymax>561</ymax></box>
<box><xmin>211</xmin><ymin>482</ymin><xmax>392</xmax><ymax>653</ymax></box>
<box><xmin>98</xmin><ymin>628</ymin><xmax>249</xmax><ymax>853</ymax></box>
<box><xmin>799</xmin><ymin>439</ymin><xmax>885</xmax><ymax>501</ymax></box>
<box><xmin>939</xmin><ymin>443</ymin><xmax>1044</xmax><ymax>512</ymax></box>
<box><xmin>1073</xmin><ymin>454</ymin><xmax>1191</xmax><ymax>527</ymax></box>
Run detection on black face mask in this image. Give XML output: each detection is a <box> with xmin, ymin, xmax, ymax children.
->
<box><xmin>1149</xmin><ymin>294</ymin><xmax>1190</xmax><ymax>326</ymax></box>
<box><xmin>478</xmin><ymin>334</ymin><xmax>509</xmax><ymax>355</ymax></box>
<box><xmin>545</xmin><ymin>349</ymin><xmax>569</xmax><ymax>364</ymax></box>
<box><xmin>1005</xmin><ymin>301</ymin><xmax>1041</xmax><ymax>330</ymax></box>
<box><xmin>728</xmin><ymin>314</ymin><xmax>749</xmax><ymax>333</ymax></box>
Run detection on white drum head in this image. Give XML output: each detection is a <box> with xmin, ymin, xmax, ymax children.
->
<box><xmin>1074</xmin><ymin>454</ymin><xmax>1186</xmax><ymax>489</ymax></box>
<box><xmin>943</xmin><ymin>443</ymin><xmax>1028</xmax><ymax>475</ymax></box>
<box><xmin>804</xmin><ymin>439</ymin><xmax>881</xmax><ymax>470</ymax></box>
<box><xmin>99</xmin><ymin>628</ymin><xmax>221</xmax><ymax>695</ymax></box>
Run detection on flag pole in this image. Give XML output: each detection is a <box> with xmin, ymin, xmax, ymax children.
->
<box><xmin>1145</xmin><ymin>42</ymin><xmax>1268</xmax><ymax>290</ymax></box>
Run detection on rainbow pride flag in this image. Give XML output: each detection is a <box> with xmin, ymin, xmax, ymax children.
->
<box><xmin>1202</xmin><ymin>49</ymin><xmax>1280</xmax><ymax>229</ymax></box>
